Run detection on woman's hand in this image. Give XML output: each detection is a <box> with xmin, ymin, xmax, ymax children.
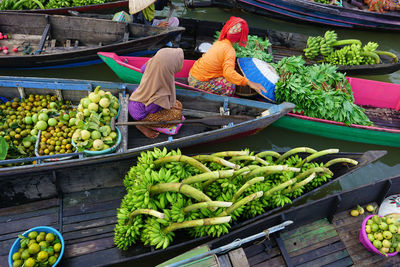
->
<box><xmin>157</xmin><ymin>21</ymin><xmax>169</xmax><ymax>27</ymax></box>
<box><xmin>247</xmin><ymin>80</ymin><xmax>267</xmax><ymax>94</ymax></box>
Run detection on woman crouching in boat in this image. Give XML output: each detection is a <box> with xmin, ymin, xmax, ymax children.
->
<box><xmin>188</xmin><ymin>16</ymin><xmax>266</xmax><ymax>96</ymax></box>
<box><xmin>128</xmin><ymin>48</ymin><xmax>184</xmax><ymax>139</ymax></box>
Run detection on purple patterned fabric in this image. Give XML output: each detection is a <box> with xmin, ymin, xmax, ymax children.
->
<box><xmin>128</xmin><ymin>100</ymin><xmax>163</xmax><ymax>121</ymax></box>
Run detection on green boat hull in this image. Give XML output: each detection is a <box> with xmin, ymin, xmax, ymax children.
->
<box><xmin>272</xmin><ymin>116</ymin><xmax>400</xmax><ymax>147</ymax></box>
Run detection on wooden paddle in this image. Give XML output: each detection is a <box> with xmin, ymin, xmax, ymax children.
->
<box><xmin>110</xmin><ymin>114</ymin><xmax>255</xmax><ymax>130</ymax></box>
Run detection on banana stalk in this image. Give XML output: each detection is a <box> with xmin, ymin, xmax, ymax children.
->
<box><xmin>232</xmin><ymin>177</ymin><xmax>264</xmax><ymax>202</ymax></box>
<box><xmin>192</xmin><ymin>155</ymin><xmax>240</xmax><ymax>169</ymax></box>
<box><xmin>375</xmin><ymin>50</ymin><xmax>398</xmax><ymax>63</ymax></box>
<box><xmin>324</xmin><ymin>158</ymin><xmax>358</xmax><ymax>168</ymax></box>
<box><xmin>182</xmin><ymin>201</ymin><xmax>232</xmax><ymax>213</ymax></box>
<box><xmin>276</xmin><ymin>147</ymin><xmax>317</xmax><ymax>163</ymax></box>
<box><xmin>163</xmin><ymin>216</ymin><xmax>232</xmax><ymax>233</ymax></box>
<box><xmin>153</xmin><ymin>155</ymin><xmax>211</xmax><ymax>173</ymax></box>
<box><xmin>292</xmin><ymin>167</ymin><xmax>333</xmax><ymax>182</ymax></box>
<box><xmin>283</xmin><ymin>173</ymin><xmax>316</xmax><ymax>194</ymax></box>
<box><xmin>256</xmin><ymin>151</ymin><xmax>282</xmax><ymax>159</ymax></box>
<box><xmin>218</xmin><ymin>191</ymin><xmax>263</xmax><ymax>217</ymax></box>
<box><xmin>360</xmin><ymin>51</ymin><xmax>380</xmax><ymax>64</ymax></box>
<box><xmin>295</xmin><ymin>148</ymin><xmax>339</xmax><ymax>167</ymax></box>
<box><xmin>332</xmin><ymin>39</ymin><xmax>362</xmax><ymax>47</ymax></box>
<box><xmin>150</xmin><ymin>183</ymin><xmax>213</xmax><ymax>203</ymax></box>
<box><xmin>127</xmin><ymin>209</ymin><xmax>165</xmax><ymax>224</ymax></box>
<box><xmin>229</xmin><ymin>156</ymin><xmax>270</xmax><ymax>166</ymax></box>
<box><xmin>232</xmin><ymin>165</ymin><xmax>260</xmax><ymax>178</ymax></box>
<box><xmin>182</xmin><ymin>170</ymin><xmax>235</xmax><ymax>184</ymax></box>
<box><xmin>244</xmin><ymin>165</ymin><xmax>301</xmax><ymax>180</ymax></box>
<box><xmin>211</xmin><ymin>151</ymin><xmax>249</xmax><ymax>157</ymax></box>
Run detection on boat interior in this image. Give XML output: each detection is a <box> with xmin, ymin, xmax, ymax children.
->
<box><xmin>0</xmin><ymin>12</ymin><xmax>169</xmax><ymax>56</ymax></box>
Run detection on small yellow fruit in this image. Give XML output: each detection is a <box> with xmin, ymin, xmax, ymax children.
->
<box><xmin>350</xmin><ymin>209</ymin><xmax>359</xmax><ymax>217</ymax></box>
<box><xmin>366</xmin><ymin>204</ymin><xmax>375</xmax><ymax>212</ymax></box>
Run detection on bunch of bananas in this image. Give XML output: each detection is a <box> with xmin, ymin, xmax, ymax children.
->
<box><xmin>304</xmin><ymin>36</ymin><xmax>322</xmax><ymax>59</ymax></box>
<box><xmin>114</xmin><ymin>147</ymin><xmax>358</xmax><ymax>251</ymax></box>
<box><xmin>325</xmin><ymin>44</ymin><xmax>363</xmax><ymax>65</ymax></box>
<box><xmin>320</xmin><ymin>30</ymin><xmax>338</xmax><ymax>56</ymax></box>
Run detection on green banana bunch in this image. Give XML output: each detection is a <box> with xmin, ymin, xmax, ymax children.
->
<box><xmin>304</xmin><ymin>36</ymin><xmax>322</xmax><ymax>59</ymax></box>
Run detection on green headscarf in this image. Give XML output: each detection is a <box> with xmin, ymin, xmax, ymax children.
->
<box><xmin>142</xmin><ymin>4</ymin><xmax>155</xmax><ymax>22</ymax></box>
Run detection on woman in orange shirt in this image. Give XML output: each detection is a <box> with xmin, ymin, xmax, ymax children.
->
<box><xmin>188</xmin><ymin>16</ymin><xmax>266</xmax><ymax>96</ymax></box>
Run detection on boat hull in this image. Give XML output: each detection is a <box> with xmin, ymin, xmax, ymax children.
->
<box><xmin>232</xmin><ymin>0</ymin><xmax>400</xmax><ymax>31</ymax></box>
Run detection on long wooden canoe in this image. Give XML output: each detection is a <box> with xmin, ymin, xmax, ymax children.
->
<box><xmin>175</xmin><ymin>17</ymin><xmax>400</xmax><ymax>76</ymax></box>
<box><xmin>161</xmin><ymin>173</ymin><xmax>400</xmax><ymax>266</ymax></box>
<box><xmin>186</xmin><ymin>0</ymin><xmax>400</xmax><ymax>31</ymax></box>
<box><xmin>98</xmin><ymin>52</ymin><xmax>400</xmax><ymax>147</ymax></box>
<box><xmin>0</xmin><ymin>12</ymin><xmax>184</xmax><ymax>69</ymax></box>
<box><xmin>0</xmin><ymin>148</ymin><xmax>386</xmax><ymax>266</ymax></box>
<box><xmin>1</xmin><ymin>0</ymin><xmax>129</xmax><ymax>15</ymax></box>
<box><xmin>0</xmin><ymin>75</ymin><xmax>295</xmax><ymax>203</ymax></box>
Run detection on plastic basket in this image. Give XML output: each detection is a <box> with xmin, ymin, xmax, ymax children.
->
<box><xmin>71</xmin><ymin>126</ymin><xmax>121</xmax><ymax>156</ymax></box>
<box><xmin>8</xmin><ymin>226</ymin><xmax>65</xmax><ymax>267</ymax></box>
<box><xmin>359</xmin><ymin>214</ymin><xmax>398</xmax><ymax>257</ymax></box>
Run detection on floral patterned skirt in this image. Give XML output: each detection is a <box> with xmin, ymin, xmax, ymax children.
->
<box><xmin>142</xmin><ymin>100</ymin><xmax>183</xmax><ymax>135</ymax></box>
<box><xmin>188</xmin><ymin>73</ymin><xmax>235</xmax><ymax>97</ymax></box>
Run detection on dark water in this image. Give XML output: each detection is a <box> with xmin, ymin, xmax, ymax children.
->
<box><xmin>2</xmin><ymin>1</ymin><xmax>399</xmax><ymax>198</ymax></box>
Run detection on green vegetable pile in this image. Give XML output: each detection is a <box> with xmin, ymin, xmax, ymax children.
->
<box><xmin>114</xmin><ymin>146</ymin><xmax>358</xmax><ymax>250</ymax></box>
<box><xmin>214</xmin><ymin>31</ymin><xmax>273</xmax><ymax>62</ymax></box>
<box><xmin>0</xmin><ymin>0</ymin><xmax>108</xmax><ymax>10</ymax></box>
<box><xmin>273</xmin><ymin>56</ymin><xmax>373</xmax><ymax>126</ymax></box>
<box><xmin>304</xmin><ymin>30</ymin><xmax>398</xmax><ymax>65</ymax></box>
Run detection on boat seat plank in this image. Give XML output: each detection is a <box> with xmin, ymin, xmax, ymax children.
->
<box><xmin>296</xmin><ymin>249</ymin><xmax>350</xmax><ymax>267</ymax></box>
<box><xmin>218</xmin><ymin>254</ymin><xmax>232</xmax><ymax>267</ymax></box>
<box><xmin>246</xmin><ymin>246</ymin><xmax>281</xmax><ymax>266</ymax></box>
<box><xmin>280</xmin><ymin>218</ymin><xmax>330</xmax><ymax>240</ymax></box>
<box><xmin>0</xmin><ymin>207</ymin><xmax>58</xmax><ymax>224</ymax></box>
<box><xmin>63</xmin><ymin>186</ymin><xmax>125</xmax><ymax>209</ymax></box>
<box><xmin>118</xmin><ymin>93</ymin><xmax>129</xmax><ymax>152</ymax></box>
<box><xmin>252</xmin><ymin>254</ymin><xmax>285</xmax><ymax>267</ymax></box>
<box><xmin>63</xmin><ymin>199</ymin><xmax>122</xmax><ymax>217</ymax></box>
<box><xmin>63</xmin><ymin>215</ymin><xmax>117</xmax><ymax>233</ymax></box>
<box><xmin>228</xmin><ymin>248</ymin><xmax>249</xmax><ymax>267</ymax></box>
<box><xmin>62</xmin><ymin>209</ymin><xmax>116</xmax><ymax>225</ymax></box>
<box><xmin>0</xmin><ymin>198</ymin><xmax>58</xmax><ymax>217</ymax></box>
<box><xmin>283</xmin><ymin>228</ymin><xmax>338</xmax><ymax>254</ymax></box>
<box><xmin>64</xmin><ymin>236</ymin><xmax>115</xmax><ymax>258</ymax></box>
<box><xmin>290</xmin><ymin>240</ymin><xmax>346</xmax><ymax>266</ymax></box>
<box><xmin>66</xmin><ymin>232</ymin><xmax>114</xmax><ymax>246</ymax></box>
<box><xmin>0</xmin><ymin>213</ymin><xmax>58</xmax><ymax>236</ymax></box>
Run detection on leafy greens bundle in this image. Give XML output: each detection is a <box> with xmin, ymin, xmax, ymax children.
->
<box><xmin>273</xmin><ymin>56</ymin><xmax>373</xmax><ymax>126</ymax></box>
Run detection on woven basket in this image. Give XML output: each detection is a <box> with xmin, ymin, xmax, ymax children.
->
<box><xmin>235</xmin><ymin>61</ymin><xmax>257</xmax><ymax>97</ymax></box>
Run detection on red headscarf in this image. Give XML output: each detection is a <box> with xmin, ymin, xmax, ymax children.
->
<box><xmin>218</xmin><ymin>16</ymin><xmax>249</xmax><ymax>47</ymax></box>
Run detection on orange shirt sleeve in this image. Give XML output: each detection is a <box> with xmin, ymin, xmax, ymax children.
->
<box><xmin>222</xmin><ymin>47</ymin><xmax>248</xmax><ymax>86</ymax></box>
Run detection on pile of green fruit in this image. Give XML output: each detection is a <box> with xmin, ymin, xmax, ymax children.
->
<box><xmin>364</xmin><ymin>215</ymin><xmax>400</xmax><ymax>256</ymax></box>
<box><xmin>11</xmin><ymin>231</ymin><xmax>62</xmax><ymax>267</ymax></box>
<box><xmin>114</xmin><ymin>147</ymin><xmax>358</xmax><ymax>250</ymax></box>
<box><xmin>0</xmin><ymin>94</ymin><xmax>72</xmax><ymax>161</ymax></box>
<box><xmin>72</xmin><ymin>86</ymin><xmax>119</xmax><ymax>152</ymax></box>
<box><xmin>0</xmin><ymin>0</ymin><xmax>107</xmax><ymax>11</ymax></box>
<box><xmin>304</xmin><ymin>30</ymin><xmax>398</xmax><ymax>65</ymax></box>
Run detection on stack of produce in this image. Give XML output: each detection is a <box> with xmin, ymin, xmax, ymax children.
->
<box><xmin>0</xmin><ymin>94</ymin><xmax>72</xmax><ymax>161</ymax></box>
<box><xmin>35</xmin><ymin>109</ymin><xmax>77</xmax><ymax>156</ymax></box>
<box><xmin>304</xmin><ymin>30</ymin><xmax>398</xmax><ymax>65</ymax></box>
<box><xmin>72</xmin><ymin>86</ymin><xmax>119</xmax><ymax>152</ymax></box>
<box><xmin>114</xmin><ymin>147</ymin><xmax>358</xmax><ymax>250</ymax></box>
<box><xmin>214</xmin><ymin>31</ymin><xmax>273</xmax><ymax>63</ymax></box>
<box><xmin>11</xmin><ymin>230</ymin><xmax>62</xmax><ymax>267</ymax></box>
<box><xmin>0</xmin><ymin>0</ymin><xmax>107</xmax><ymax>10</ymax></box>
<box><xmin>273</xmin><ymin>56</ymin><xmax>373</xmax><ymax>126</ymax></box>
<box><xmin>363</xmin><ymin>215</ymin><xmax>400</xmax><ymax>255</ymax></box>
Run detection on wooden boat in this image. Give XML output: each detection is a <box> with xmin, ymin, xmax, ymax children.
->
<box><xmin>175</xmin><ymin>17</ymin><xmax>400</xmax><ymax>76</ymax></box>
<box><xmin>98</xmin><ymin>52</ymin><xmax>400</xmax><ymax>148</ymax></box>
<box><xmin>0</xmin><ymin>147</ymin><xmax>386</xmax><ymax>266</ymax></box>
<box><xmin>161</xmin><ymin>173</ymin><xmax>400</xmax><ymax>267</ymax></box>
<box><xmin>95</xmin><ymin>16</ymin><xmax>400</xmax><ymax>75</ymax></box>
<box><xmin>0</xmin><ymin>0</ymin><xmax>129</xmax><ymax>15</ymax></box>
<box><xmin>0</xmin><ymin>12</ymin><xmax>184</xmax><ymax>69</ymax></box>
<box><xmin>0</xmin><ymin>75</ymin><xmax>295</xmax><ymax>204</ymax></box>
<box><xmin>185</xmin><ymin>0</ymin><xmax>400</xmax><ymax>31</ymax></box>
